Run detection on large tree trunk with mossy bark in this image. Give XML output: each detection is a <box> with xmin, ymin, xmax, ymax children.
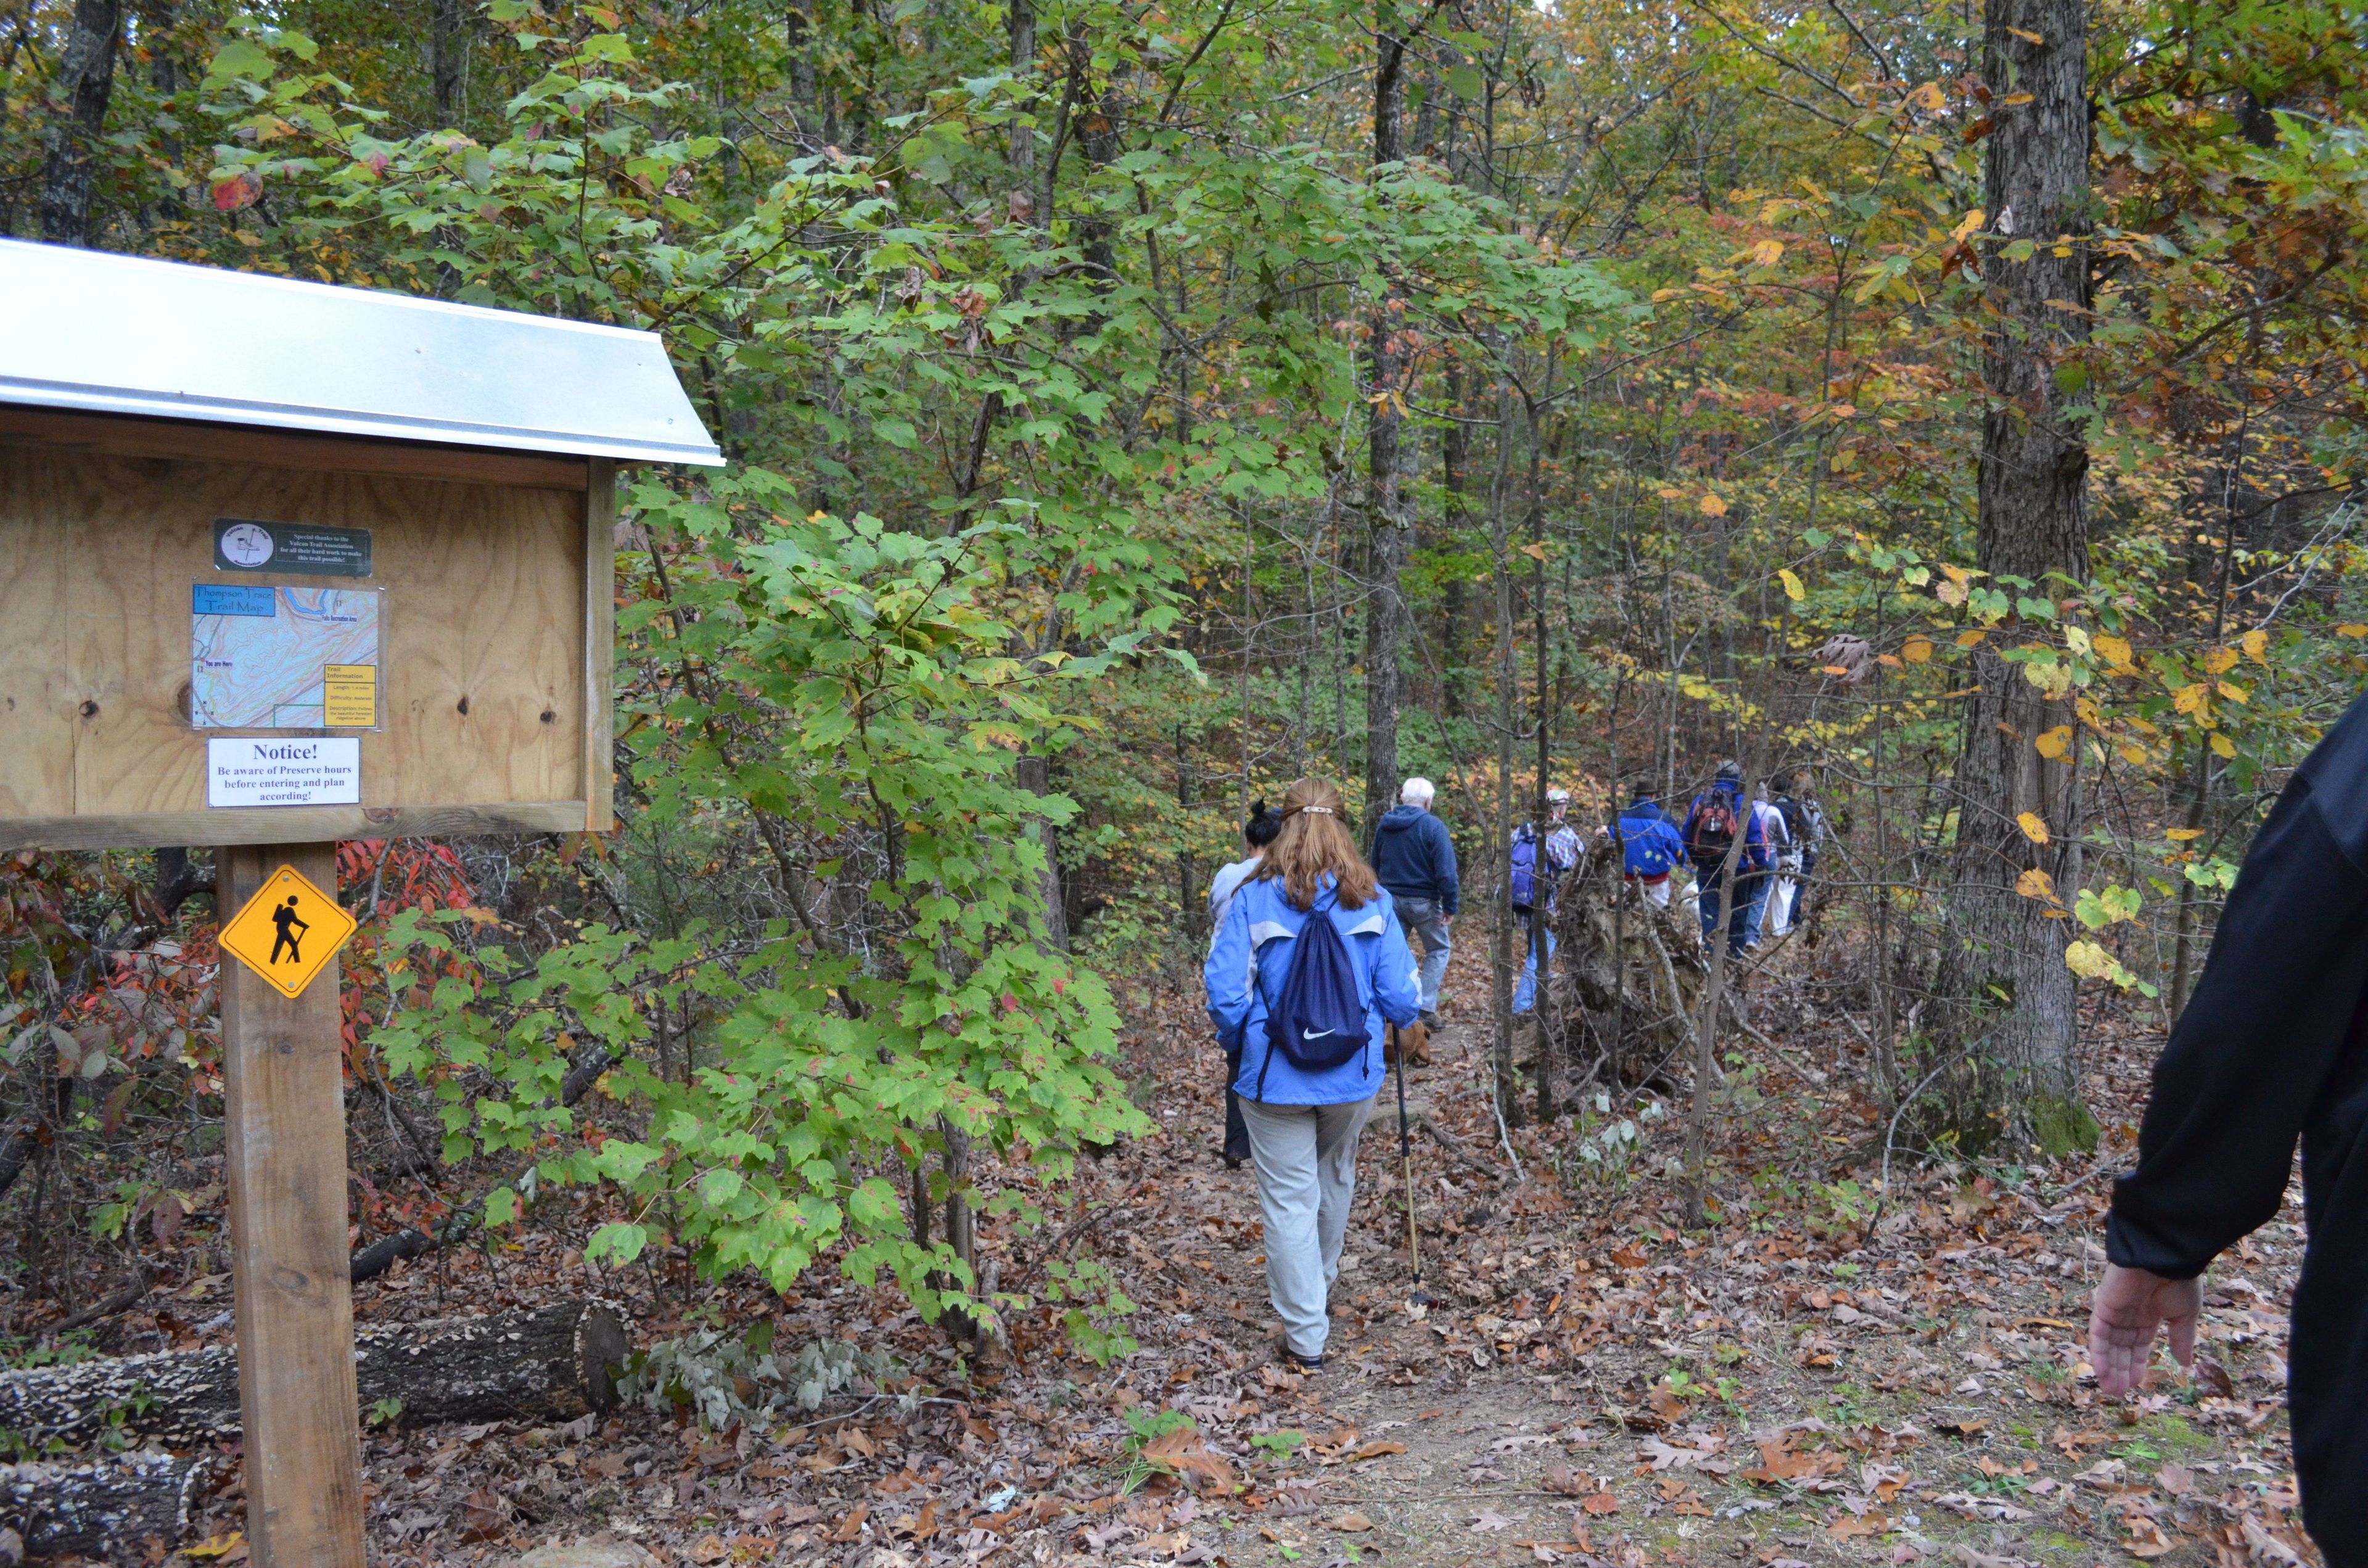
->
<box><xmin>1933</xmin><ymin>0</ymin><xmax>2096</xmax><ymax>1156</ymax></box>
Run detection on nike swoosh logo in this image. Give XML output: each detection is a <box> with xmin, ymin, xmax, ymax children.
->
<box><xmin>1303</xmin><ymin>1028</ymin><xmax>1332</xmax><ymax>1041</ymax></box>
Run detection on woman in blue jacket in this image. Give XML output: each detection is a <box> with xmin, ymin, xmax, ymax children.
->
<box><xmin>1204</xmin><ymin>777</ymin><xmax>1423</xmax><ymax>1369</ymax></box>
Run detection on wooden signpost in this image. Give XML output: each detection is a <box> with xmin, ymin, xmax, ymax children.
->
<box><xmin>0</xmin><ymin>239</ymin><xmax>720</xmax><ymax>1564</ymax></box>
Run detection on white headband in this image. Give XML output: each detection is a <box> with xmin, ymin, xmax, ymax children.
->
<box><xmin>1297</xmin><ymin>805</ymin><xmax>1334</xmax><ymax>815</ymax></box>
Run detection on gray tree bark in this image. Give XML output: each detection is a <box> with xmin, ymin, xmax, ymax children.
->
<box><xmin>1937</xmin><ymin>0</ymin><xmax>2095</xmax><ymax>1151</ymax></box>
<box><xmin>38</xmin><ymin>0</ymin><xmax>122</xmax><ymax>245</ymax></box>
<box><xmin>430</xmin><ymin>0</ymin><xmax>465</xmax><ymax>120</ymax></box>
<box><xmin>0</xmin><ymin>1301</ymin><xmax>629</xmax><ymax>1448</ymax></box>
<box><xmin>1362</xmin><ymin>3</ymin><xmax>1416</xmax><ymax>822</ymax></box>
<box><xmin>0</xmin><ymin>1450</ymin><xmax>208</xmax><ymax>1563</ymax></box>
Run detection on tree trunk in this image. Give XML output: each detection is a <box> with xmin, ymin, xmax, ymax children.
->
<box><xmin>1486</xmin><ymin>377</ymin><xmax>1521</xmax><ymax>1130</ymax></box>
<box><xmin>1936</xmin><ymin>0</ymin><xmax>2095</xmax><ymax>1153</ymax></box>
<box><xmin>0</xmin><ymin>1450</ymin><xmax>208</xmax><ymax>1563</ymax></box>
<box><xmin>430</xmin><ymin>0</ymin><xmax>464</xmax><ymax>120</ymax></box>
<box><xmin>38</xmin><ymin>0</ymin><xmax>121</xmax><ymax>246</ymax></box>
<box><xmin>0</xmin><ymin>1301</ymin><xmax>630</xmax><ymax>1448</ymax></box>
<box><xmin>1015</xmin><ymin>752</ymin><xmax>1068</xmax><ymax>950</ymax></box>
<box><xmin>1008</xmin><ymin>0</ymin><xmax>1037</xmax><ymax>175</ymax></box>
<box><xmin>1362</xmin><ymin>4</ymin><xmax>1415</xmax><ymax>822</ymax></box>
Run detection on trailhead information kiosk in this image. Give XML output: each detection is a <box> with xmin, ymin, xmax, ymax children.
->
<box><xmin>0</xmin><ymin>239</ymin><xmax>721</xmax><ymax>1565</ymax></box>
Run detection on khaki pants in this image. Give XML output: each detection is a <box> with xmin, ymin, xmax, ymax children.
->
<box><xmin>1238</xmin><ymin>1093</ymin><xmax>1377</xmax><ymax>1358</ymax></box>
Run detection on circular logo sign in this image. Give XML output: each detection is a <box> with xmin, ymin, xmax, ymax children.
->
<box><xmin>218</xmin><ymin>523</ymin><xmax>274</xmax><ymax>568</ymax></box>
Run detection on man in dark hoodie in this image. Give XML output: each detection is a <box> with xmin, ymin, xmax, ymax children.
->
<box><xmin>1369</xmin><ymin>776</ymin><xmax>1458</xmax><ymax>1024</ymax></box>
<box><xmin>2090</xmin><ymin>692</ymin><xmax>2368</xmax><ymax>1566</ymax></box>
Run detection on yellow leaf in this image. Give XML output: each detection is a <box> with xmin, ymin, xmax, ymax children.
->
<box><xmin>2203</xmin><ymin>646</ymin><xmax>2240</xmax><ymax>675</ymax></box>
<box><xmin>2217</xmin><ymin>680</ymin><xmax>2248</xmax><ymax>703</ymax></box>
<box><xmin>2034</xmin><ymin>726</ymin><xmax>2071</xmax><ymax>759</ymax></box>
<box><xmin>2007</xmin><ymin>25</ymin><xmax>2045</xmax><ymax>43</ymax></box>
<box><xmin>2063</xmin><ymin>624</ymin><xmax>2091</xmax><ymax>657</ymax></box>
<box><xmin>2093</xmin><ymin>633</ymin><xmax>2133</xmax><ymax>669</ymax></box>
<box><xmin>2000</xmin><ymin>92</ymin><xmax>2035</xmax><ymax>105</ymax></box>
<box><xmin>2210</xmin><ymin>733</ymin><xmax>2237</xmax><ymax>759</ymax></box>
<box><xmin>1950</xmin><ymin>208</ymin><xmax>1986</xmax><ymax>244</ymax></box>
<box><xmin>2172</xmin><ymin>682</ymin><xmax>2210</xmax><ymax>716</ymax></box>
<box><xmin>2016</xmin><ymin>811</ymin><xmax>2050</xmax><ymax>844</ymax></box>
<box><xmin>2119</xmin><ymin>744</ymin><xmax>2148</xmax><ymax>766</ymax></box>
<box><xmin>1519</xmin><ymin>541</ymin><xmax>1547</xmax><ymax>562</ymax></box>
<box><xmin>1934</xmin><ymin>578</ymin><xmax>1967</xmax><ymax>607</ymax></box>
<box><xmin>2016</xmin><ymin>867</ymin><xmax>2056</xmax><ymax>901</ymax></box>
<box><xmin>1901</xmin><ymin>636</ymin><xmax>1933</xmax><ymax>663</ymax></box>
<box><xmin>2242</xmin><ymin>628</ymin><xmax>2268</xmax><ymax>663</ymax></box>
<box><xmin>1656</xmin><ymin>486</ymin><xmax>1685</xmax><ymax>501</ymax></box>
<box><xmin>1907</xmin><ymin>81</ymin><xmax>1946</xmax><ymax>113</ymax></box>
<box><xmin>1956</xmin><ymin>628</ymin><xmax>1988</xmax><ymax>647</ymax></box>
<box><xmin>187</xmin><ymin>1535</ymin><xmax>245</xmax><ymax>1561</ymax></box>
<box><xmin>1750</xmin><ymin>239</ymin><xmax>1786</xmax><ymax>267</ymax></box>
<box><xmin>2340</xmin><ymin>624</ymin><xmax>2368</xmax><ymax>639</ymax></box>
<box><xmin>2065</xmin><ymin>940</ymin><xmax>2116</xmax><ymax>980</ymax></box>
<box><xmin>1700</xmin><ymin>493</ymin><xmax>1729</xmax><ymax>517</ymax></box>
<box><xmin>1778</xmin><ymin>568</ymin><xmax>1804</xmax><ymax>601</ymax></box>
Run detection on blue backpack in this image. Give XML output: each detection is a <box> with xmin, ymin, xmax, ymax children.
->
<box><xmin>1251</xmin><ymin>891</ymin><xmax>1371</xmax><ymax>1095</ymax></box>
<box><xmin>1510</xmin><ymin>827</ymin><xmax>1539</xmax><ymax>911</ymax></box>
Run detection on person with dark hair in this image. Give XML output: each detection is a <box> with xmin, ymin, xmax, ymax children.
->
<box><xmin>1206</xmin><ymin>778</ymin><xmax>1421</xmax><ymax>1370</ymax></box>
<box><xmin>1766</xmin><ymin>771</ymin><xmax>1823</xmax><ymax>933</ymax></box>
<box><xmin>1207</xmin><ymin>800</ymin><xmax>1284</xmax><ymax>1167</ymax></box>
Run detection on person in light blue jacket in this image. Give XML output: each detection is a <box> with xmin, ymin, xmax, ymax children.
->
<box><xmin>1204</xmin><ymin>777</ymin><xmax>1423</xmax><ymax>1369</ymax></box>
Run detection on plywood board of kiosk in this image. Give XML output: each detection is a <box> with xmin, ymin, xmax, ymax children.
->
<box><xmin>0</xmin><ymin>408</ymin><xmax>616</xmax><ymax>850</ymax></box>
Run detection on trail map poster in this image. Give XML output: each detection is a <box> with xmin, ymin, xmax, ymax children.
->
<box><xmin>191</xmin><ymin>585</ymin><xmax>382</xmax><ymax>730</ymax></box>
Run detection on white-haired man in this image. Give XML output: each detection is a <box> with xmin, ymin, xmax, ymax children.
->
<box><xmin>1368</xmin><ymin>777</ymin><xmax>1460</xmax><ymax>1023</ymax></box>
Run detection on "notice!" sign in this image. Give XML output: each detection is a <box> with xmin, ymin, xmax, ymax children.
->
<box><xmin>207</xmin><ymin>737</ymin><xmax>361</xmax><ymax>808</ymax></box>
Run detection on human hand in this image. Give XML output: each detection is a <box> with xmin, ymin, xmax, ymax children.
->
<box><xmin>2088</xmin><ymin>1263</ymin><xmax>2202</xmax><ymax>1398</ymax></box>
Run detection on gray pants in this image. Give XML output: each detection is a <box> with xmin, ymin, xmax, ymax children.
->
<box><xmin>1238</xmin><ymin>1093</ymin><xmax>1377</xmax><ymax>1358</ymax></box>
<box><xmin>1396</xmin><ymin>896</ymin><xmax>1452</xmax><ymax>1014</ymax></box>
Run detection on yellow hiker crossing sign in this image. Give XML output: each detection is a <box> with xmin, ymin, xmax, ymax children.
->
<box><xmin>219</xmin><ymin>864</ymin><xmax>357</xmax><ymax>999</ymax></box>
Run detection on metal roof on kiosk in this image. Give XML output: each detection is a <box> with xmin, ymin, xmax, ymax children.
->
<box><xmin>0</xmin><ymin>239</ymin><xmax>725</xmax><ymax>467</ymax></box>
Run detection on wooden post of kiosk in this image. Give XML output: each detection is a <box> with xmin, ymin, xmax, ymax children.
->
<box><xmin>0</xmin><ymin>238</ymin><xmax>720</xmax><ymax>1564</ymax></box>
<box><xmin>219</xmin><ymin>842</ymin><xmax>364</xmax><ymax>1566</ymax></box>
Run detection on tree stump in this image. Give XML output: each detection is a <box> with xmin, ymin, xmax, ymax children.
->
<box><xmin>1550</xmin><ymin>839</ymin><xmax>1706</xmax><ymax>1087</ymax></box>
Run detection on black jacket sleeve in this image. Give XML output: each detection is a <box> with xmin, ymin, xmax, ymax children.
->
<box><xmin>2108</xmin><ymin>707</ymin><xmax>2368</xmax><ymax>1278</ymax></box>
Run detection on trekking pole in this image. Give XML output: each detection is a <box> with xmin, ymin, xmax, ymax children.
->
<box><xmin>1392</xmin><ymin>1030</ymin><xmax>1429</xmax><ymax>1305</ymax></box>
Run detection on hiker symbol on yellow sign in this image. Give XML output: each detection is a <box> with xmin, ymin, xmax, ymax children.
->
<box><xmin>219</xmin><ymin>865</ymin><xmax>358</xmax><ymax>999</ymax></box>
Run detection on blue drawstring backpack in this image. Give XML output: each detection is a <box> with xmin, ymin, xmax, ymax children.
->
<box><xmin>1250</xmin><ymin>890</ymin><xmax>1371</xmax><ymax>1096</ymax></box>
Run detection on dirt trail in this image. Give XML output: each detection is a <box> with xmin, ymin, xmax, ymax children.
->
<box><xmin>289</xmin><ymin>942</ymin><xmax>2311</xmax><ymax>1568</ymax></box>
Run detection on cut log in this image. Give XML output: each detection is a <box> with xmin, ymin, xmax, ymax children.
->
<box><xmin>0</xmin><ymin>1450</ymin><xmax>209</xmax><ymax>1562</ymax></box>
<box><xmin>0</xmin><ymin>1300</ymin><xmax>630</xmax><ymax>1448</ymax></box>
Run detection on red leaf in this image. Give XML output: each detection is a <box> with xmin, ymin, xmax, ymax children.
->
<box><xmin>212</xmin><ymin>173</ymin><xmax>261</xmax><ymax>212</ymax></box>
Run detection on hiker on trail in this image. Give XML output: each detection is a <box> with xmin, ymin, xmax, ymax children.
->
<box><xmin>2087</xmin><ymin>696</ymin><xmax>2368</xmax><ymax>1566</ymax></box>
<box><xmin>1608</xmin><ymin>785</ymin><xmax>1687</xmax><ymax>907</ymax></box>
<box><xmin>1208</xmin><ymin>800</ymin><xmax>1283</xmax><ymax>1169</ymax></box>
<box><xmin>1205</xmin><ymin>777</ymin><xmax>1422</xmax><ymax>1371</ymax></box>
<box><xmin>1750</xmin><ymin>782</ymin><xmax>1792</xmax><ymax>945</ymax></box>
<box><xmin>1681</xmin><ymin>761</ymin><xmax>1770</xmax><ymax>958</ymax></box>
<box><xmin>1766</xmin><ymin>773</ymin><xmax>1823</xmax><ymax>935</ymax></box>
<box><xmin>1511</xmin><ymin>788</ymin><xmax>1583</xmax><ymax>1014</ymax></box>
<box><xmin>1369</xmin><ymin>777</ymin><xmax>1458</xmax><ymax>1024</ymax></box>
